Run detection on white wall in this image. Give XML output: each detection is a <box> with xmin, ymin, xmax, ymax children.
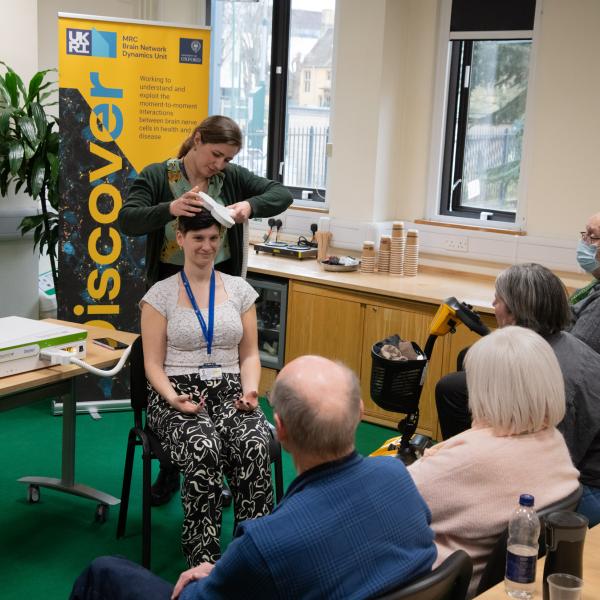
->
<box><xmin>524</xmin><ymin>0</ymin><xmax>600</xmax><ymax>238</ymax></box>
<box><xmin>0</xmin><ymin>0</ymin><xmax>40</xmax><ymax>318</ymax></box>
<box><xmin>327</xmin><ymin>0</ymin><xmax>600</xmax><ymax>244</ymax></box>
<box><xmin>327</xmin><ymin>0</ymin><xmax>386</xmax><ymax>223</ymax></box>
<box><xmin>0</xmin><ymin>0</ymin><xmax>38</xmax><ymax>211</ymax></box>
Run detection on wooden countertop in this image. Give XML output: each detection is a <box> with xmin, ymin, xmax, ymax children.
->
<box><xmin>248</xmin><ymin>250</ymin><xmax>497</xmax><ymax>314</ymax></box>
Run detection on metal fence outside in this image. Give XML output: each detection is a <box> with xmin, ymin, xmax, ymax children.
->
<box><xmin>461</xmin><ymin>129</ymin><xmax>523</xmax><ymax>212</ymax></box>
<box><xmin>235</xmin><ymin>126</ymin><xmax>329</xmax><ymax>194</ymax></box>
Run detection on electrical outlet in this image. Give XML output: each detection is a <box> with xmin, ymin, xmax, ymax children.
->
<box><xmin>443</xmin><ymin>237</ymin><xmax>469</xmax><ymax>252</ymax></box>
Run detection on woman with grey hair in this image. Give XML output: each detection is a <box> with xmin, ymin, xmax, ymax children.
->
<box><xmin>409</xmin><ymin>326</ymin><xmax>579</xmax><ymax>597</ymax></box>
<box><xmin>435</xmin><ymin>262</ymin><xmax>600</xmax><ymax>527</ymax></box>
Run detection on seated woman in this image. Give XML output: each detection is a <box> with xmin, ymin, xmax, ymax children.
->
<box><xmin>435</xmin><ymin>263</ymin><xmax>600</xmax><ymax>527</ymax></box>
<box><xmin>140</xmin><ymin>209</ymin><xmax>273</xmax><ymax>567</ymax></box>
<box><xmin>409</xmin><ymin>326</ymin><xmax>580</xmax><ymax>597</ymax></box>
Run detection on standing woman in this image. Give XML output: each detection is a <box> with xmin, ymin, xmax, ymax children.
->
<box><xmin>119</xmin><ymin>115</ymin><xmax>292</xmax><ymax>503</ymax></box>
<box><xmin>118</xmin><ymin>114</ymin><xmax>293</xmax><ymax>285</ymax></box>
<box><xmin>139</xmin><ymin>209</ymin><xmax>273</xmax><ymax>567</ymax></box>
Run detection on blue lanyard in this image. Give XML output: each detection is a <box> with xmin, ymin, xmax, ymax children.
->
<box><xmin>180</xmin><ymin>269</ymin><xmax>215</xmax><ymax>355</ymax></box>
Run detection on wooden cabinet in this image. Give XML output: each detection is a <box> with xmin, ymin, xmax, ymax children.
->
<box><xmin>259</xmin><ymin>367</ymin><xmax>278</xmax><ymax>398</ymax></box>
<box><xmin>286</xmin><ymin>282</ymin><xmax>365</xmax><ymax>374</ymax></box>
<box><xmin>285</xmin><ymin>280</ymin><xmax>476</xmax><ymax>439</ymax></box>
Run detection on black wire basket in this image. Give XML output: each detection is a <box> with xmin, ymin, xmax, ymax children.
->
<box><xmin>370</xmin><ymin>341</ymin><xmax>428</xmax><ymax>414</ymax></box>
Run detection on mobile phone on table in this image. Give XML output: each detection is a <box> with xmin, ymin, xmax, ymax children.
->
<box><xmin>93</xmin><ymin>337</ymin><xmax>128</xmax><ymax>350</ymax></box>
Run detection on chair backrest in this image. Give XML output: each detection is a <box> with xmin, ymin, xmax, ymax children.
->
<box><xmin>375</xmin><ymin>550</ymin><xmax>473</xmax><ymax>600</ymax></box>
<box><xmin>129</xmin><ymin>336</ymin><xmax>148</xmax><ymax>426</ymax></box>
<box><xmin>475</xmin><ymin>484</ymin><xmax>583</xmax><ymax>595</ymax></box>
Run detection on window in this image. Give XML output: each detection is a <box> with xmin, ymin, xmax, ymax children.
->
<box><xmin>209</xmin><ymin>0</ymin><xmax>336</xmax><ymax>204</ymax></box>
<box><xmin>303</xmin><ymin>69</ymin><xmax>311</xmax><ymax>92</ymax></box>
<box><xmin>433</xmin><ymin>0</ymin><xmax>537</xmax><ymax>225</ymax></box>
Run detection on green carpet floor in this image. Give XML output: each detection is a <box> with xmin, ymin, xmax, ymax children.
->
<box><xmin>0</xmin><ymin>398</ymin><xmax>395</xmax><ymax>599</ymax></box>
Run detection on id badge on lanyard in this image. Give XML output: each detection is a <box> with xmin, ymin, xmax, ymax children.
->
<box><xmin>181</xmin><ymin>270</ymin><xmax>223</xmax><ymax>381</ymax></box>
<box><xmin>199</xmin><ymin>363</ymin><xmax>223</xmax><ymax>381</ymax></box>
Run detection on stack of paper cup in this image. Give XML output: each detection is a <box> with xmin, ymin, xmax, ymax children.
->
<box><xmin>404</xmin><ymin>229</ymin><xmax>419</xmax><ymax>276</ymax></box>
<box><xmin>389</xmin><ymin>222</ymin><xmax>406</xmax><ymax>275</ymax></box>
<box><xmin>378</xmin><ymin>236</ymin><xmax>391</xmax><ymax>273</ymax></box>
<box><xmin>361</xmin><ymin>241</ymin><xmax>376</xmax><ymax>273</ymax></box>
<box><xmin>316</xmin><ymin>231</ymin><xmax>333</xmax><ymax>262</ymax></box>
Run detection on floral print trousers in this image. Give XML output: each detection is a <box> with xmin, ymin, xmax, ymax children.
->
<box><xmin>147</xmin><ymin>372</ymin><xmax>274</xmax><ymax>566</ymax></box>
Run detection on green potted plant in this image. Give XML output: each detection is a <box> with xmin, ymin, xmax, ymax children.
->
<box><xmin>0</xmin><ymin>62</ymin><xmax>59</xmax><ymax>288</ymax></box>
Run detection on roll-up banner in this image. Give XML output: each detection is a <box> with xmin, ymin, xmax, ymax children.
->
<box><xmin>57</xmin><ymin>14</ymin><xmax>210</xmax><ymax>405</ymax></box>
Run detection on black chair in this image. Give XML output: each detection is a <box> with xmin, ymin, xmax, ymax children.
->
<box><xmin>374</xmin><ymin>550</ymin><xmax>473</xmax><ymax>600</ymax></box>
<box><xmin>475</xmin><ymin>484</ymin><xmax>583</xmax><ymax>595</ymax></box>
<box><xmin>116</xmin><ymin>336</ymin><xmax>284</xmax><ymax>568</ymax></box>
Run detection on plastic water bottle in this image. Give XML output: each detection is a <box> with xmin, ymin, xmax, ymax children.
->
<box><xmin>505</xmin><ymin>494</ymin><xmax>540</xmax><ymax>599</ymax></box>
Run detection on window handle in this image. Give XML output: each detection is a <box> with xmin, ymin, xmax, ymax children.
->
<box><xmin>279</xmin><ymin>161</ymin><xmax>284</xmax><ymax>176</ymax></box>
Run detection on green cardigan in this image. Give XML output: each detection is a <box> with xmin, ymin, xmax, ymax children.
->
<box><xmin>118</xmin><ymin>160</ymin><xmax>293</xmax><ymax>285</ymax></box>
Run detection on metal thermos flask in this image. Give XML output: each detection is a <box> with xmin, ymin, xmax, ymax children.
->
<box><xmin>542</xmin><ymin>511</ymin><xmax>588</xmax><ymax>600</ymax></box>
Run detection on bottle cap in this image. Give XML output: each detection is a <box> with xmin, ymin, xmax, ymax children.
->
<box><xmin>519</xmin><ymin>494</ymin><xmax>535</xmax><ymax>507</ymax></box>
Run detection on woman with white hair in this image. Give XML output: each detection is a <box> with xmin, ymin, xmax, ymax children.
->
<box><xmin>409</xmin><ymin>326</ymin><xmax>579</xmax><ymax>597</ymax></box>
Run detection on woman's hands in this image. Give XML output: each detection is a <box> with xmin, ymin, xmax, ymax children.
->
<box><xmin>235</xmin><ymin>390</ymin><xmax>259</xmax><ymax>412</ymax></box>
<box><xmin>170</xmin><ymin>191</ymin><xmax>251</xmax><ymax>223</ymax></box>
<box><xmin>167</xmin><ymin>393</ymin><xmax>205</xmax><ymax>414</ymax></box>
<box><xmin>228</xmin><ymin>200</ymin><xmax>252</xmax><ymax>223</ymax></box>
<box><xmin>169</xmin><ymin>186</ymin><xmax>205</xmax><ymax>217</ymax></box>
<box><xmin>171</xmin><ymin>562</ymin><xmax>215</xmax><ymax>599</ymax></box>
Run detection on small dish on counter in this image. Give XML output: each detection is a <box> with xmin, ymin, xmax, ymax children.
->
<box><xmin>319</xmin><ymin>256</ymin><xmax>360</xmax><ymax>272</ymax></box>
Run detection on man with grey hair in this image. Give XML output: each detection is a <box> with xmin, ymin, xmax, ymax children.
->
<box><xmin>70</xmin><ymin>355</ymin><xmax>437</xmax><ymax>600</ymax></box>
<box><xmin>571</xmin><ymin>211</ymin><xmax>600</xmax><ymax>354</ymax></box>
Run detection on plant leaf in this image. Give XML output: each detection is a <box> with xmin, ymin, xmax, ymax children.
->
<box><xmin>30</xmin><ymin>103</ymin><xmax>47</xmax><ymax>139</ymax></box>
<box><xmin>47</xmin><ymin>151</ymin><xmax>59</xmax><ymax>184</ymax></box>
<box><xmin>8</xmin><ymin>140</ymin><xmax>24</xmax><ymax>174</ymax></box>
<box><xmin>27</xmin><ymin>72</ymin><xmax>44</xmax><ymax>102</ymax></box>
<box><xmin>0</xmin><ymin>107</ymin><xmax>14</xmax><ymax>134</ymax></box>
<box><xmin>19</xmin><ymin>214</ymin><xmax>43</xmax><ymax>235</ymax></box>
<box><xmin>23</xmin><ymin>142</ymin><xmax>36</xmax><ymax>160</ymax></box>
<box><xmin>13</xmin><ymin>70</ymin><xmax>27</xmax><ymax>104</ymax></box>
<box><xmin>4</xmin><ymin>71</ymin><xmax>19</xmax><ymax>107</ymax></box>
<box><xmin>0</xmin><ymin>76</ymin><xmax>12</xmax><ymax>106</ymax></box>
<box><xmin>18</xmin><ymin>115</ymin><xmax>38</xmax><ymax>148</ymax></box>
<box><xmin>30</xmin><ymin>154</ymin><xmax>46</xmax><ymax>197</ymax></box>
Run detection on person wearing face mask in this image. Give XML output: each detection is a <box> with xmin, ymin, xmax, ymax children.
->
<box><xmin>434</xmin><ymin>264</ymin><xmax>600</xmax><ymax>527</ymax></box>
<box><xmin>570</xmin><ymin>212</ymin><xmax>600</xmax><ymax>355</ymax></box>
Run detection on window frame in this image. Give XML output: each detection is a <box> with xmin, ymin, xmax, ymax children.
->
<box><xmin>425</xmin><ymin>0</ymin><xmax>542</xmax><ymax>231</ymax></box>
<box><xmin>208</xmin><ymin>0</ymin><xmax>333</xmax><ymax>207</ymax></box>
<box><xmin>440</xmin><ymin>38</ymin><xmax>531</xmax><ymax>224</ymax></box>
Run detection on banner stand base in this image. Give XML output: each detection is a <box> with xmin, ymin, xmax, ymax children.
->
<box><xmin>52</xmin><ymin>399</ymin><xmax>131</xmax><ymax>417</ymax></box>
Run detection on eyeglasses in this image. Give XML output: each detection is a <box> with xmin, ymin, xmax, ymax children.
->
<box><xmin>580</xmin><ymin>232</ymin><xmax>600</xmax><ymax>243</ymax></box>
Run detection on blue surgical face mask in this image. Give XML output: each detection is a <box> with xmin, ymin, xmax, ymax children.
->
<box><xmin>576</xmin><ymin>240</ymin><xmax>600</xmax><ymax>273</ymax></box>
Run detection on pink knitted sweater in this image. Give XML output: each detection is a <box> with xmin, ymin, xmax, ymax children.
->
<box><xmin>408</xmin><ymin>426</ymin><xmax>579</xmax><ymax>597</ymax></box>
